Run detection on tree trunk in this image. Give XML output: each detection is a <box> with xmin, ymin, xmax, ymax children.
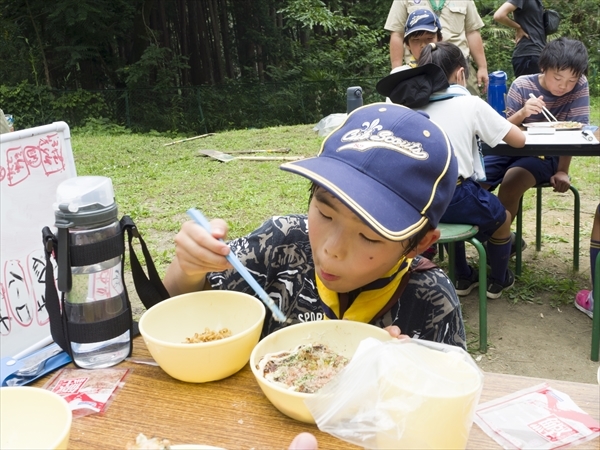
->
<box><xmin>176</xmin><ymin>0</ymin><xmax>190</xmax><ymax>85</ymax></box>
<box><xmin>208</xmin><ymin>0</ymin><xmax>226</xmax><ymax>83</ymax></box>
<box><xmin>219</xmin><ymin>0</ymin><xmax>235</xmax><ymax>79</ymax></box>
<box><xmin>130</xmin><ymin>0</ymin><xmax>156</xmax><ymax>63</ymax></box>
<box><xmin>24</xmin><ymin>0</ymin><xmax>51</xmax><ymax>87</ymax></box>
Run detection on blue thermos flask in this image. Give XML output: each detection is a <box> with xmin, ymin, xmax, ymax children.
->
<box><xmin>487</xmin><ymin>71</ymin><xmax>507</xmax><ymax>117</ymax></box>
<box><xmin>346</xmin><ymin>86</ymin><xmax>363</xmax><ymax>114</ymax></box>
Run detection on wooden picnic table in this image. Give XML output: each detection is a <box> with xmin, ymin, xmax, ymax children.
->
<box><xmin>32</xmin><ymin>337</ymin><xmax>600</xmax><ymax>449</ymax></box>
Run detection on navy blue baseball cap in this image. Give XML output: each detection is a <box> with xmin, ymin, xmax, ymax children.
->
<box><xmin>405</xmin><ymin>9</ymin><xmax>442</xmax><ymax>37</ymax></box>
<box><xmin>280</xmin><ymin>103</ymin><xmax>457</xmax><ymax>241</ymax></box>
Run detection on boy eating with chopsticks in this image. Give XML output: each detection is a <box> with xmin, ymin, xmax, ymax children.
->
<box><xmin>164</xmin><ymin>103</ymin><xmax>467</xmax><ymax>349</ymax></box>
<box><xmin>481</xmin><ymin>38</ymin><xmax>589</xmax><ymax>242</ymax></box>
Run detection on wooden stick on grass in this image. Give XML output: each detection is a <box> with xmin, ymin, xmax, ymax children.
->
<box><xmin>163</xmin><ymin>133</ymin><xmax>214</xmax><ymax>146</ymax></box>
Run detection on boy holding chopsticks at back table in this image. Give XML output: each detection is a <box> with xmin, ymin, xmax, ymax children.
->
<box><xmin>481</xmin><ymin>37</ymin><xmax>589</xmax><ymax>240</ymax></box>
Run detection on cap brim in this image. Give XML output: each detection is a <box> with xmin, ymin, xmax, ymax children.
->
<box><xmin>406</xmin><ymin>25</ymin><xmax>439</xmax><ymax>36</ymax></box>
<box><xmin>281</xmin><ymin>156</ymin><xmax>427</xmax><ymax>241</ymax></box>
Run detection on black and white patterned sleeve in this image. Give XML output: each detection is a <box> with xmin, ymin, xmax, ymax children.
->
<box><xmin>377</xmin><ymin>264</ymin><xmax>467</xmax><ymax>350</ymax></box>
<box><xmin>411</xmin><ymin>267</ymin><xmax>467</xmax><ymax>350</ymax></box>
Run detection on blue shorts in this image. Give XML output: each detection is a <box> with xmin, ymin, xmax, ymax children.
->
<box><xmin>441</xmin><ymin>178</ymin><xmax>507</xmax><ymax>242</ymax></box>
<box><xmin>483</xmin><ymin>155</ymin><xmax>559</xmax><ymax>190</ymax></box>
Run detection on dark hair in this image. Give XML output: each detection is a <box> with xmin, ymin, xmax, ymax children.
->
<box><xmin>538</xmin><ymin>37</ymin><xmax>588</xmax><ymax>77</ymax></box>
<box><xmin>308</xmin><ymin>183</ymin><xmax>433</xmax><ymax>255</ymax></box>
<box><xmin>403</xmin><ymin>30</ymin><xmax>443</xmax><ymax>45</ymax></box>
<box><xmin>417</xmin><ymin>42</ymin><xmax>469</xmax><ymax>80</ymax></box>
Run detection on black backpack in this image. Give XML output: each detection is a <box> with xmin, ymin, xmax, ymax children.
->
<box><xmin>543</xmin><ymin>9</ymin><xmax>560</xmax><ymax>35</ymax></box>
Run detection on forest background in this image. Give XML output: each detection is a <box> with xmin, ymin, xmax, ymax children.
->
<box><xmin>0</xmin><ymin>0</ymin><xmax>599</xmax><ymax>134</ymax></box>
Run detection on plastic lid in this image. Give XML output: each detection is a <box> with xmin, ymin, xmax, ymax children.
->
<box><xmin>54</xmin><ymin>176</ymin><xmax>115</xmax><ymax>213</ymax></box>
<box><xmin>489</xmin><ymin>71</ymin><xmax>507</xmax><ymax>82</ymax></box>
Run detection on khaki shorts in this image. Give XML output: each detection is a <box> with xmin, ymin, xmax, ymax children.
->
<box><xmin>467</xmin><ymin>61</ymin><xmax>481</xmax><ymax>97</ymax></box>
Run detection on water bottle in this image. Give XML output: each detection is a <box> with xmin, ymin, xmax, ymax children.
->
<box><xmin>54</xmin><ymin>176</ymin><xmax>129</xmax><ymax>369</ymax></box>
<box><xmin>487</xmin><ymin>71</ymin><xmax>507</xmax><ymax>117</ymax></box>
<box><xmin>347</xmin><ymin>86</ymin><xmax>363</xmax><ymax>114</ymax></box>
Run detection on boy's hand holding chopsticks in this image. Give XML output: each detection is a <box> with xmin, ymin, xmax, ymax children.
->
<box><xmin>527</xmin><ymin>93</ymin><xmax>558</xmax><ymax>122</ymax></box>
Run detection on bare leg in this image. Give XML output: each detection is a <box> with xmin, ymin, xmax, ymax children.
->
<box><xmin>496</xmin><ymin>167</ymin><xmax>537</xmax><ymax>223</ymax></box>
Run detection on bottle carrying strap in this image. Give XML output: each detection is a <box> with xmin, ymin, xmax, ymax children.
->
<box><xmin>43</xmin><ymin>227</ymin><xmax>70</xmax><ymax>355</ymax></box>
<box><xmin>120</xmin><ymin>215</ymin><xmax>170</xmax><ymax>310</ymax></box>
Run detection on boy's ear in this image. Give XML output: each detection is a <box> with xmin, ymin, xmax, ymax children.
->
<box><xmin>406</xmin><ymin>228</ymin><xmax>440</xmax><ymax>257</ymax></box>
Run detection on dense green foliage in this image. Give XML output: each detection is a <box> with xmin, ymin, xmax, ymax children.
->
<box><xmin>0</xmin><ymin>0</ymin><xmax>598</xmax><ymax>133</ymax></box>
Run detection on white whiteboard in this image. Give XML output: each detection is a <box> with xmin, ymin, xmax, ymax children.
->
<box><xmin>0</xmin><ymin>122</ymin><xmax>77</xmax><ymax>358</ymax></box>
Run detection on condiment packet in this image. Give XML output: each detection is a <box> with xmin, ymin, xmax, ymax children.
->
<box><xmin>43</xmin><ymin>367</ymin><xmax>131</xmax><ymax>418</ymax></box>
<box><xmin>474</xmin><ymin>382</ymin><xmax>600</xmax><ymax>449</ymax></box>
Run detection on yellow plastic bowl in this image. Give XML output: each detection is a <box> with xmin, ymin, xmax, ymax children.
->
<box><xmin>0</xmin><ymin>386</ymin><xmax>72</xmax><ymax>449</ymax></box>
<box><xmin>250</xmin><ymin>320</ymin><xmax>393</xmax><ymax>423</ymax></box>
<box><xmin>139</xmin><ymin>290</ymin><xmax>266</xmax><ymax>383</ymax></box>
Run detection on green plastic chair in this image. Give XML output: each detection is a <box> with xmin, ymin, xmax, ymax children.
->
<box><xmin>514</xmin><ymin>183</ymin><xmax>580</xmax><ymax>276</ymax></box>
<box><xmin>437</xmin><ymin>223</ymin><xmax>488</xmax><ymax>352</ymax></box>
<box><xmin>591</xmin><ymin>251</ymin><xmax>600</xmax><ymax>361</ymax></box>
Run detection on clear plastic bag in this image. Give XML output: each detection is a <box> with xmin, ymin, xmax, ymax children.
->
<box><xmin>312</xmin><ymin>113</ymin><xmax>347</xmax><ymax>137</ymax></box>
<box><xmin>305</xmin><ymin>338</ymin><xmax>484</xmax><ymax>449</ymax></box>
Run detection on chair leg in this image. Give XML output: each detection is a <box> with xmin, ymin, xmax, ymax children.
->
<box><xmin>570</xmin><ymin>185</ymin><xmax>580</xmax><ymax>272</ymax></box>
<box><xmin>536</xmin><ymin>187</ymin><xmax>543</xmax><ymax>251</ymax></box>
<box><xmin>469</xmin><ymin>237</ymin><xmax>487</xmax><ymax>353</ymax></box>
<box><xmin>592</xmin><ymin>252</ymin><xmax>600</xmax><ymax>361</ymax></box>
<box><xmin>515</xmin><ymin>197</ymin><xmax>523</xmax><ymax>277</ymax></box>
<box><xmin>447</xmin><ymin>242</ymin><xmax>456</xmax><ymax>284</ymax></box>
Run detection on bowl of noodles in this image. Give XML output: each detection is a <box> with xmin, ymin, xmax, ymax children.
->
<box><xmin>139</xmin><ymin>290</ymin><xmax>265</xmax><ymax>383</ymax></box>
<box><xmin>250</xmin><ymin>320</ymin><xmax>394</xmax><ymax>423</ymax></box>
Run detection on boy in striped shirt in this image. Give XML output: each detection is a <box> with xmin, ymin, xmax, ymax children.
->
<box><xmin>482</xmin><ymin>38</ymin><xmax>589</xmax><ymax>252</ymax></box>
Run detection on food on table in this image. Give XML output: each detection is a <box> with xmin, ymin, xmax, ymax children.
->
<box><xmin>184</xmin><ymin>327</ymin><xmax>232</xmax><ymax>343</ymax></box>
<box><xmin>256</xmin><ymin>343</ymin><xmax>349</xmax><ymax>393</ymax></box>
<box><xmin>551</xmin><ymin>121</ymin><xmax>582</xmax><ymax>129</ymax></box>
<box><xmin>523</xmin><ymin>121</ymin><xmax>583</xmax><ymax>129</ymax></box>
<box><xmin>126</xmin><ymin>433</ymin><xmax>171</xmax><ymax>449</ymax></box>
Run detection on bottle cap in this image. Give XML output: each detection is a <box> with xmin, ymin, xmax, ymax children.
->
<box><xmin>54</xmin><ymin>176</ymin><xmax>115</xmax><ymax>213</ymax></box>
<box><xmin>489</xmin><ymin>71</ymin><xmax>507</xmax><ymax>84</ymax></box>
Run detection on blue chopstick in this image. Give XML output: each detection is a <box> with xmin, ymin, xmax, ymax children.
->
<box><xmin>186</xmin><ymin>208</ymin><xmax>288</xmax><ymax>323</ymax></box>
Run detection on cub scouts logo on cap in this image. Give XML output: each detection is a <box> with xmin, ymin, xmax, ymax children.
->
<box><xmin>337</xmin><ymin>118</ymin><xmax>428</xmax><ymax>160</ymax></box>
<box><xmin>409</xmin><ymin>13</ymin><xmax>430</xmax><ymax>27</ymax></box>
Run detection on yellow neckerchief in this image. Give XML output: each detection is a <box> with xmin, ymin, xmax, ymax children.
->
<box><xmin>316</xmin><ymin>257</ymin><xmax>412</xmax><ymax>323</ymax></box>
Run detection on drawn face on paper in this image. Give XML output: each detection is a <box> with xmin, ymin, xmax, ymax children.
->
<box><xmin>0</xmin><ymin>283</ymin><xmax>11</xmax><ymax>335</ymax></box>
<box><xmin>4</xmin><ymin>260</ymin><xmax>33</xmax><ymax>326</ymax></box>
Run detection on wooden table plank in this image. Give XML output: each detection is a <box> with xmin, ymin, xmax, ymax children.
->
<box><xmin>33</xmin><ymin>338</ymin><xmax>599</xmax><ymax>449</ymax></box>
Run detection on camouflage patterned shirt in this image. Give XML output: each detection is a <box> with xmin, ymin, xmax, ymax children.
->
<box><xmin>208</xmin><ymin>215</ymin><xmax>466</xmax><ymax>349</ymax></box>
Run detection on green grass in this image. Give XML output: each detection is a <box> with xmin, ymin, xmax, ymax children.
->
<box><xmin>71</xmin><ymin>124</ymin><xmax>322</xmax><ymax>269</ymax></box>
